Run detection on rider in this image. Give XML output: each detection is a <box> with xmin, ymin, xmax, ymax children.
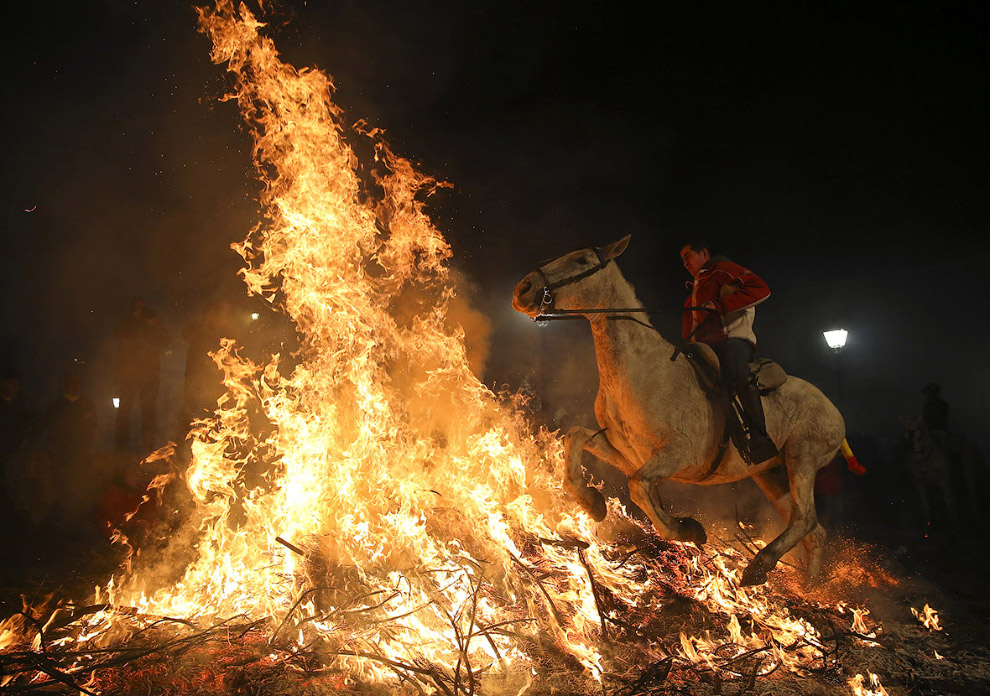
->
<box><xmin>922</xmin><ymin>382</ymin><xmax>949</xmax><ymax>451</ymax></box>
<box><xmin>680</xmin><ymin>240</ymin><xmax>778</xmax><ymax>464</ymax></box>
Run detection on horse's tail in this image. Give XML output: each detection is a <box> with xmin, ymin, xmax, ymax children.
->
<box><xmin>841</xmin><ymin>439</ymin><xmax>866</xmax><ymax>475</ymax></box>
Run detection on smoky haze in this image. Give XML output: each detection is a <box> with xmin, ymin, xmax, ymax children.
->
<box><xmin>2</xmin><ymin>1</ymin><xmax>989</xmax><ymax>477</ymax></box>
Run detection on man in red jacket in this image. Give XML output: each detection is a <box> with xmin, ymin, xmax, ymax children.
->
<box><xmin>681</xmin><ymin>240</ymin><xmax>778</xmax><ymax>463</ymax></box>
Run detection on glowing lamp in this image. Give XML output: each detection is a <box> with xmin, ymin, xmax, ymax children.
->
<box><xmin>823</xmin><ymin>329</ymin><xmax>848</xmax><ymax>351</ymax></box>
<box><xmin>112</xmin><ymin>397</ymin><xmax>120</xmax><ymax>409</ymax></box>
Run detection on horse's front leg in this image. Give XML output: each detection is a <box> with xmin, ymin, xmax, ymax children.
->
<box><xmin>562</xmin><ymin>426</ymin><xmax>615</xmax><ymax>521</ymax></box>
<box><xmin>628</xmin><ymin>444</ymin><xmax>708</xmax><ymax>546</ymax></box>
<box><xmin>563</xmin><ymin>428</ymin><xmax>705</xmax><ymax>545</ymax></box>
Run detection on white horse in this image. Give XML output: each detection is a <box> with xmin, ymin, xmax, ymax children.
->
<box><xmin>902</xmin><ymin>417</ymin><xmax>960</xmax><ymax>531</ymax></box>
<box><xmin>512</xmin><ymin>235</ymin><xmax>846</xmax><ymax>586</ymax></box>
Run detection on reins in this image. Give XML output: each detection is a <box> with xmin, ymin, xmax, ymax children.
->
<box><xmin>529</xmin><ymin>245</ymin><xmax>718</xmax><ymax>360</ymax></box>
<box><xmin>533</xmin><ymin>301</ymin><xmax>717</xmax><ymax>361</ymax></box>
<box><xmin>534</xmin><ymin>305</ymin><xmax>714</xmax><ymax>320</ymax></box>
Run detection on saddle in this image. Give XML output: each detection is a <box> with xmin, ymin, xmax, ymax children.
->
<box><xmin>680</xmin><ymin>342</ymin><xmax>788</xmax><ymax>472</ymax></box>
<box><xmin>681</xmin><ymin>342</ymin><xmax>787</xmax><ymax>395</ymax></box>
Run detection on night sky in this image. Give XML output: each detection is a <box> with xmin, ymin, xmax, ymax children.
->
<box><xmin>2</xmin><ymin>1</ymin><xmax>988</xmax><ymax>451</ymax></box>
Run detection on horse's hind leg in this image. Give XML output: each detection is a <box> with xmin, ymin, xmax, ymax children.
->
<box><xmin>934</xmin><ymin>456</ymin><xmax>961</xmax><ymax>532</ymax></box>
<box><xmin>912</xmin><ymin>469</ymin><xmax>933</xmax><ymax>531</ymax></box>
<box><xmin>751</xmin><ymin>467</ymin><xmax>826</xmax><ymax>584</ymax></box>
<box><xmin>741</xmin><ymin>447</ymin><xmax>827</xmax><ymax>587</ymax></box>
<box><xmin>750</xmin><ymin>467</ymin><xmax>792</xmax><ymax>519</ymax></box>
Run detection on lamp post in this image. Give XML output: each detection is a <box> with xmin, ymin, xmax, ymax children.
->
<box><xmin>822</xmin><ymin>329</ymin><xmax>848</xmax><ymax>408</ymax></box>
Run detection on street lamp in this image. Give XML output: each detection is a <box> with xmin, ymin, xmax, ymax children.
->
<box><xmin>822</xmin><ymin>329</ymin><xmax>848</xmax><ymax>408</ymax></box>
<box><xmin>823</xmin><ymin>329</ymin><xmax>848</xmax><ymax>351</ymax></box>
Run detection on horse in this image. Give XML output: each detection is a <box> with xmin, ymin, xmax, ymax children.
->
<box><xmin>512</xmin><ymin>235</ymin><xmax>845</xmax><ymax>586</ymax></box>
<box><xmin>901</xmin><ymin>417</ymin><xmax>960</xmax><ymax>531</ymax></box>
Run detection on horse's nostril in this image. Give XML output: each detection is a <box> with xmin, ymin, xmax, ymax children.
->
<box><xmin>518</xmin><ymin>280</ymin><xmax>532</xmax><ymax>295</ymax></box>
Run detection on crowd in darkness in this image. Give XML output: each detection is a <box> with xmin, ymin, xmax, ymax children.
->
<box><xmin>0</xmin><ymin>298</ymin><xmax>229</xmax><ymax>577</ymax></box>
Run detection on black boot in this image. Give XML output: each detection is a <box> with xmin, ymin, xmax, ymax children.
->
<box><xmin>736</xmin><ymin>380</ymin><xmax>779</xmax><ymax>464</ymax></box>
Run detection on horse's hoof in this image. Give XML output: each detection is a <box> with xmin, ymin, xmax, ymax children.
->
<box><xmin>579</xmin><ymin>486</ymin><xmax>608</xmax><ymax>522</ymax></box>
<box><xmin>677</xmin><ymin>517</ymin><xmax>707</xmax><ymax>546</ymax></box>
<box><xmin>740</xmin><ymin>563</ymin><xmax>769</xmax><ymax>587</ymax></box>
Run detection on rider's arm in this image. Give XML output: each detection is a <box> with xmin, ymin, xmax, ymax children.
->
<box><xmin>709</xmin><ymin>262</ymin><xmax>770</xmax><ymax>314</ymax></box>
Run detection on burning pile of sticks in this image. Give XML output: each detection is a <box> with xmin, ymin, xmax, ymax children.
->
<box><xmin>0</xmin><ymin>526</ymin><xmax>943</xmax><ymax>696</ymax></box>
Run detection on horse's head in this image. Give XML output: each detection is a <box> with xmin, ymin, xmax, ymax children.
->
<box><xmin>511</xmin><ymin>235</ymin><xmax>631</xmax><ymax>318</ymax></box>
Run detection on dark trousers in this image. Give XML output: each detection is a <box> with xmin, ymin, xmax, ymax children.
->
<box><xmin>115</xmin><ymin>379</ymin><xmax>159</xmax><ymax>452</ymax></box>
<box><xmin>711</xmin><ymin>338</ymin><xmax>755</xmax><ymax>393</ymax></box>
<box><xmin>711</xmin><ymin>337</ymin><xmax>772</xmax><ymax>442</ymax></box>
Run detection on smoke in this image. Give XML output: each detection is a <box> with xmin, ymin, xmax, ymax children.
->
<box><xmin>445</xmin><ymin>268</ymin><xmax>493</xmax><ymax>379</ymax></box>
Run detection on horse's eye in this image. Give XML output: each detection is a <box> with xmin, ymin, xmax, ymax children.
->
<box><xmin>576</xmin><ymin>257</ymin><xmax>590</xmax><ymax>266</ymax></box>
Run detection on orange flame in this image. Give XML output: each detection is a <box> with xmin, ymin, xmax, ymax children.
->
<box><xmin>910</xmin><ymin>603</ymin><xmax>942</xmax><ymax>631</ymax></box>
<box><xmin>848</xmin><ymin>671</ymin><xmax>889</xmax><ymax>696</ymax></box>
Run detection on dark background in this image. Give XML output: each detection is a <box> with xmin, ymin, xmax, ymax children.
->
<box><xmin>2</xmin><ymin>1</ymin><xmax>987</xmax><ymax>455</ymax></box>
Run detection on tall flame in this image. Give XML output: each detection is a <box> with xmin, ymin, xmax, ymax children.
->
<box><xmin>102</xmin><ymin>0</ymin><xmax>606</xmax><ymax>685</ymax></box>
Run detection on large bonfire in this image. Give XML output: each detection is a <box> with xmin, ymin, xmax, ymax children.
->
<box><xmin>0</xmin><ymin>3</ymin><xmax>922</xmax><ymax>694</ymax></box>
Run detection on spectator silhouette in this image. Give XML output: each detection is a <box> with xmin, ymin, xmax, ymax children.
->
<box><xmin>922</xmin><ymin>382</ymin><xmax>949</xmax><ymax>449</ymax></box>
<box><xmin>0</xmin><ymin>370</ymin><xmax>39</xmax><ymax>553</ymax></box>
<box><xmin>44</xmin><ymin>372</ymin><xmax>99</xmax><ymax>534</ymax></box>
<box><xmin>114</xmin><ymin>299</ymin><xmax>170</xmax><ymax>453</ymax></box>
<box><xmin>0</xmin><ymin>370</ymin><xmax>35</xmax><ymax>475</ymax></box>
<box><xmin>177</xmin><ymin>303</ymin><xmax>228</xmax><ymax>436</ymax></box>
<box><xmin>46</xmin><ymin>373</ymin><xmax>97</xmax><ymax>469</ymax></box>
<box><xmin>815</xmin><ymin>454</ymin><xmax>844</xmax><ymax>530</ymax></box>
<box><xmin>97</xmin><ymin>466</ymin><xmax>159</xmax><ymax>546</ymax></box>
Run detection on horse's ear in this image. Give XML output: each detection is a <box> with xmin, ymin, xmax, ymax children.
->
<box><xmin>602</xmin><ymin>234</ymin><xmax>631</xmax><ymax>260</ymax></box>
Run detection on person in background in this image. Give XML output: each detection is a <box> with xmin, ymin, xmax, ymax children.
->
<box><xmin>922</xmin><ymin>382</ymin><xmax>949</xmax><ymax>451</ymax></box>
<box><xmin>177</xmin><ymin>303</ymin><xmax>228</xmax><ymax>437</ymax></box>
<box><xmin>46</xmin><ymin>373</ymin><xmax>97</xmax><ymax>470</ymax></box>
<box><xmin>114</xmin><ymin>299</ymin><xmax>170</xmax><ymax>453</ymax></box>
<box><xmin>0</xmin><ymin>370</ymin><xmax>39</xmax><ymax>557</ymax></box>
<box><xmin>815</xmin><ymin>454</ymin><xmax>845</xmax><ymax>530</ymax></box>
<box><xmin>97</xmin><ymin>465</ymin><xmax>159</xmax><ymax>547</ymax></box>
<box><xmin>44</xmin><ymin>372</ymin><xmax>98</xmax><ymax>533</ymax></box>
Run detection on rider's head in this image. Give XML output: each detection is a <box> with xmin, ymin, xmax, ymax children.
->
<box><xmin>680</xmin><ymin>240</ymin><xmax>711</xmax><ymax>278</ymax></box>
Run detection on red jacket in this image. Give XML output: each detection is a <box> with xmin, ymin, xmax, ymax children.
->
<box><xmin>683</xmin><ymin>259</ymin><xmax>770</xmax><ymax>347</ymax></box>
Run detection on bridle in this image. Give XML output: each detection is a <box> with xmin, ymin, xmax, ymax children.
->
<box><xmin>529</xmin><ymin>246</ymin><xmax>717</xmax><ymax>361</ymax></box>
<box><xmin>534</xmin><ymin>246</ymin><xmax>611</xmax><ymax>314</ymax></box>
